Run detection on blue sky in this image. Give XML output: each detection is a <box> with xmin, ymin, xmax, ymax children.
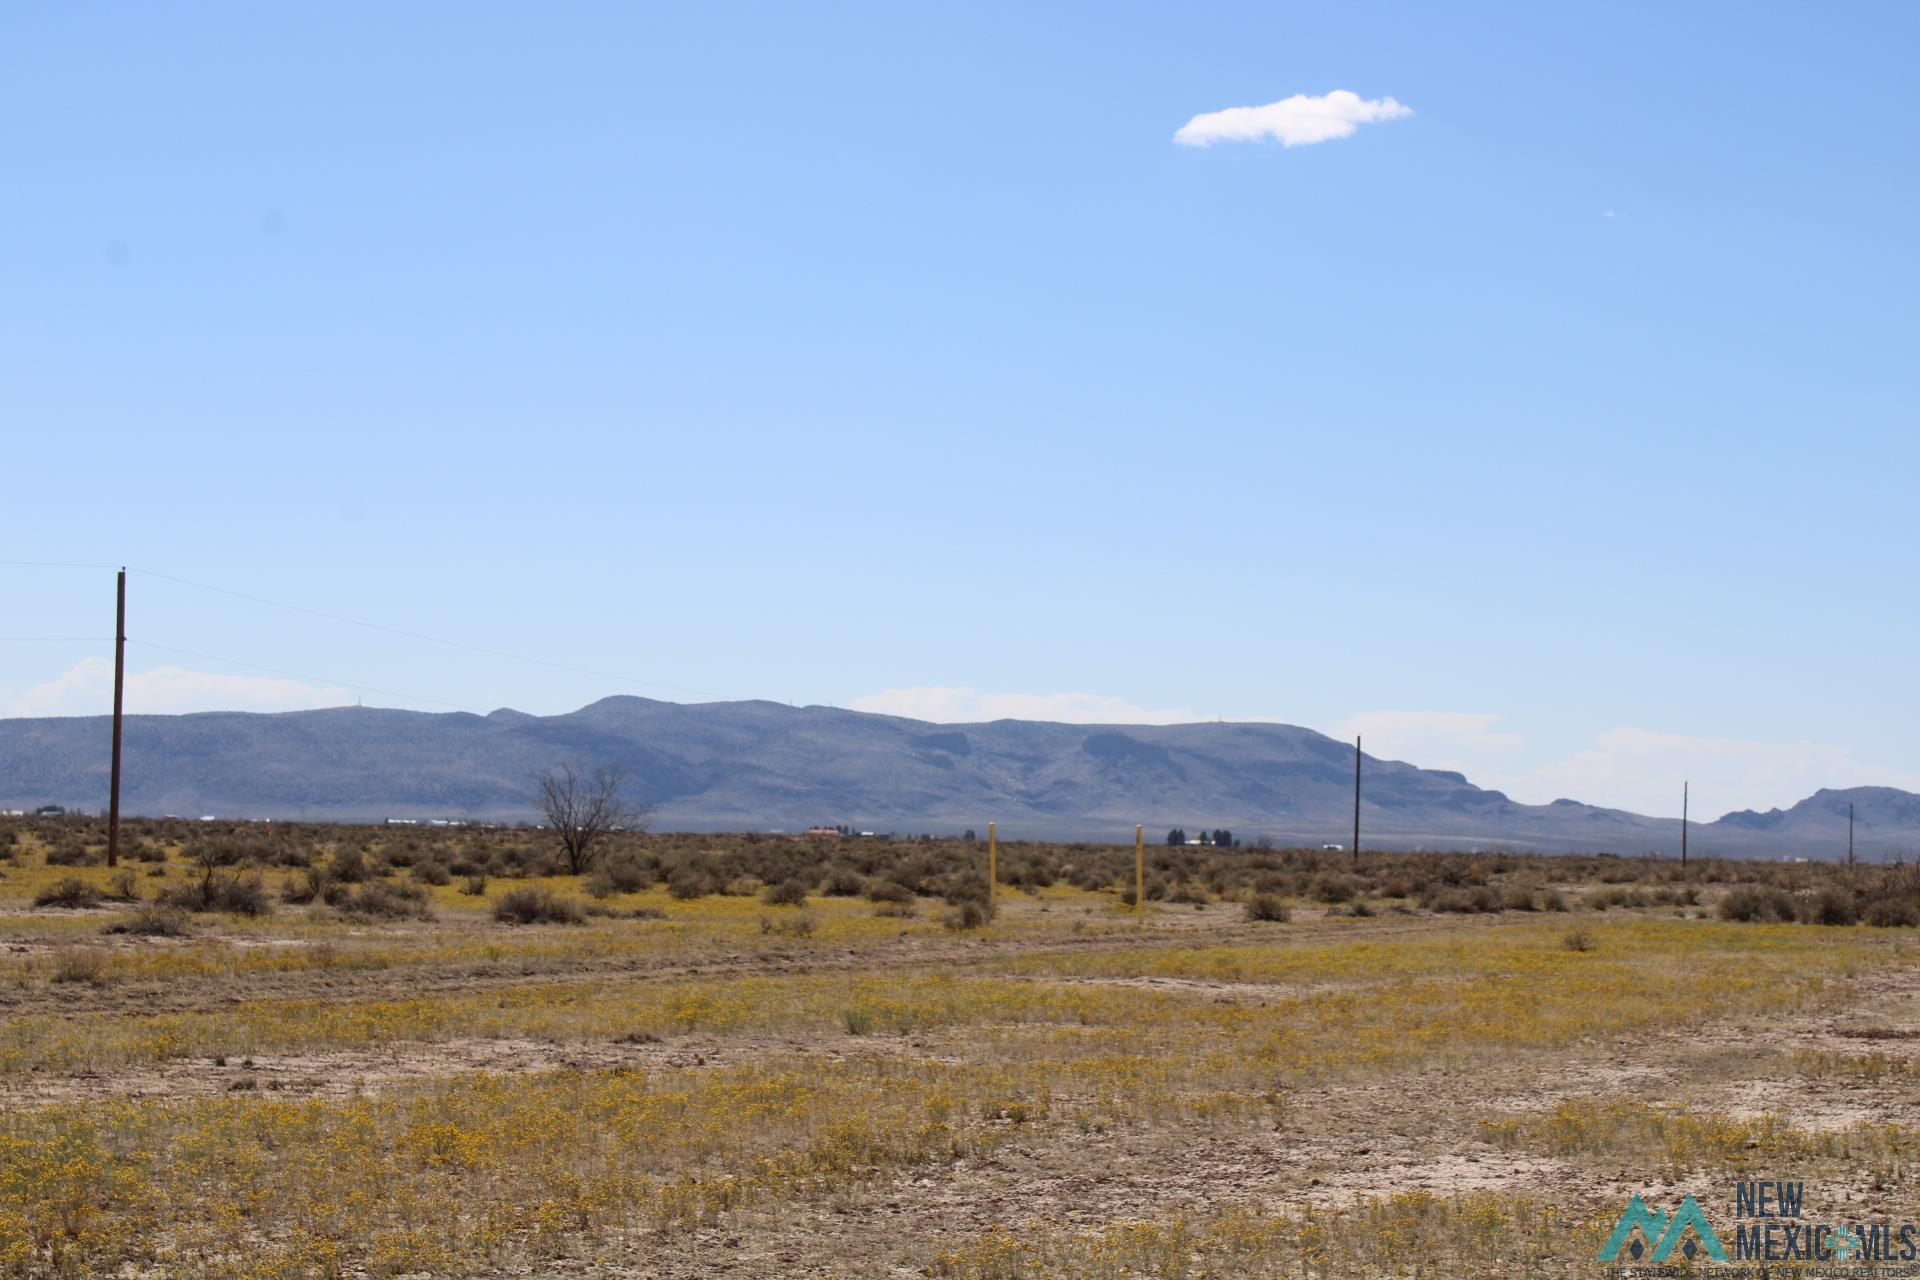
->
<box><xmin>4</xmin><ymin>2</ymin><xmax>1917</xmax><ymax>817</ymax></box>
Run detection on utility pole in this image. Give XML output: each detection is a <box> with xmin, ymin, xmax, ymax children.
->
<box><xmin>1134</xmin><ymin>824</ymin><xmax>1145</xmax><ymax>926</ymax></box>
<box><xmin>1352</xmin><ymin>735</ymin><xmax>1361</xmax><ymax>863</ymax></box>
<box><xmin>987</xmin><ymin>822</ymin><xmax>996</xmax><ymax>904</ymax></box>
<box><xmin>107</xmin><ymin>567</ymin><xmax>126</xmax><ymax>868</ymax></box>
<box><xmin>1849</xmin><ymin>802</ymin><xmax>1855</xmax><ymax>867</ymax></box>
<box><xmin>1680</xmin><ymin>781</ymin><xmax>1688</xmax><ymax>870</ymax></box>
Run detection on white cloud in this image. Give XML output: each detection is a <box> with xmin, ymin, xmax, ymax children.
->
<box><xmin>1602</xmin><ymin>209</ymin><xmax>1618</xmax><ymax>219</ymax></box>
<box><xmin>1335</xmin><ymin>709</ymin><xmax>1920</xmax><ymax>818</ymax></box>
<box><xmin>2</xmin><ymin>658</ymin><xmax>349</xmax><ymax>718</ymax></box>
<box><xmin>850</xmin><ymin>686</ymin><xmax>1198</xmax><ymax>725</ymax></box>
<box><xmin>1174</xmin><ymin>89</ymin><xmax>1412</xmax><ymax>148</ymax></box>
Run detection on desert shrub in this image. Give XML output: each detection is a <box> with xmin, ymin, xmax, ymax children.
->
<box><xmin>1718</xmin><ymin>884</ymin><xmax>1799</xmax><ymax>923</ymax></box>
<box><xmin>282</xmin><ymin>868</ymin><xmax>330</xmax><ymax>905</ymax></box>
<box><xmin>598</xmin><ymin>854</ymin><xmax>650</xmax><ymax>894</ymax></box>
<box><xmin>1865</xmin><ymin>897</ymin><xmax>1920</xmax><ymax>928</ymax></box>
<box><xmin>214</xmin><ymin>873</ymin><xmax>273</xmax><ymax>916</ymax></box>
<box><xmin>1166</xmin><ymin>881</ymin><xmax>1209</xmax><ymax>905</ymax></box>
<box><xmin>51</xmin><ymin>947</ymin><xmax>108</xmax><ymax>985</ymax></box>
<box><xmin>864</xmin><ymin>878</ymin><xmax>914</xmax><ymax>904</ymax></box>
<box><xmin>1799</xmin><ymin>887</ymin><xmax>1859</xmax><ymax>927</ymax></box>
<box><xmin>103</xmin><ymin>903</ymin><xmax>193</xmax><ymax>937</ymax></box>
<box><xmin>872</xmin><ymin>899</ymin><xmax>917</xmax><ymax>919</ymax></box>
<box><xmin>180</xmin><ymin>832</ymin><xmax>276</xmax><ymax>871</ymax></box>
<box><xmin>666</xmin><ymin>868</ymin><xmax>715</xmax><ymax>900</ymax></box>
<box><xmin>941</xmin><ymin>899</ymin><xmax>996</xmax><ymax>931</ymax></box>
<box><xmin>1006</xmin><ymin>859</ymin><xmax>1057</xmax><ymax>891</ymax></box>
<box><xmin>43</xmin><ymin>841</ymin><xmax>101</xmax><ymax>867</ymax></box>
<box><xmin>410</xmin><ymin>859</ymin><xmax>452</xmax><ymax>886</ymax></box>
<box><xmin>1311</xmin><ymin>875</ymin><xmax>1359</xmax><ymax>904</ymax></box>
<box><xmin>822</xmin><ymin>867</ymin><xmax>865</xmax><ymax>897</ymax></box>
<box><xmin>1244</xmin><ymin>893</ymin><xmax>1290</xmax><ymax>923</ymax></box>
<box><xmin>583</xmin><ymin>902</ymin><xmax>666</xmax><ymax>921</ymax></box>
<box><xmin>1502</xmin><ymin>886</ymin><xmax>1538</xmax><ymax>912</ymax></box>
<box><xmin>762</xmin><ymin>878</ymin><xmax>810</xmax><ymax>907</ymax></box>
<box><xmin>889</xmin><ymin>856</ymin><xmax>939</xmax><ymax>896</ymax></box>
<box><xmin>1432</xmin><ymin>883</ymin><xmax>1505</xmax><ymax>913</ymax></box>
<box><xmin>339</xmin><ymin>880</ymin><xmax>434</xmax><ymax>921</ymax></box>
<box><xmin>759</xmin><ymin>913</ymin><xmax>817</xmax><ymax>937</ymax></box>
<box><xmin>34</xmin><ymin>877</ymin><xmax>102</xmax><ymax>909</ymax></box>
<box><xmin>938</xmin><ymin>871</ymin><xmax>992</xmax><ymax>909</ymax></box>
<box><xmin>461</xmin><ymin>873</ymin><xmax>489</xmax><ymax>896</ymax></box>
<box><xmin>493</xmin><ymin>886</ymin><xmax>585</xmax><ymax>925</ymax></box>
<box><xmin>328</xmin><ymin>848</ymin><xmax>372</xmax><ymax>884</ymax></box>
<box><xmin>1540</xmin><ymin>889</ymin><xmax>1570</xmax><ymax>912</ymax></box>
<box><xmin>160</xmin><ymin>870</ymin><xmax>272</xmax><ymax>917</ymax></box>
<box><xmin>104</xmin><ymin>868</ymin><xmax>141</xmax><ymax>901</ymax></box>
<box><xmin>1561</xmin><ymin>926</ymin><xmax>1598</xmax><ymax>952</ymax></box>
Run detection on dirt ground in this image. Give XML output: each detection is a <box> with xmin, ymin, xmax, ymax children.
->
<box><xmin>7</xmin><ymin>895</ymin><xmax>1917</xmax><ymax>1278</ymax></box>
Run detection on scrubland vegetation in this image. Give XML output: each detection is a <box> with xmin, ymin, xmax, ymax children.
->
<box><xmin>3</xmin><ymin>814</ymin><xmax>1920</xmax><ymax>1277</ymax></box>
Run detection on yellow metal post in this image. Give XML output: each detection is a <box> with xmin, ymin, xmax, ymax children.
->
<box><xmin>1135</xmin><ymin>825</ymin><xmax>1145</xmax><ymax>925</ymax></box>
<box><xmin>987</xmin><ymin>822</ymin><xmax>997</xmax><ymax>904</ymax></box>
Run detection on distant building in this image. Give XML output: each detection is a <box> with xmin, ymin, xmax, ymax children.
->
<box><xmin>32</xmin><ymin>804</ymin><xmax>65</xmax><ymax>817</ymax></box>
<box><xmin>803</xmin><ymin>826</ymin><xmax>840</xmax><ymax>838</ymax></box>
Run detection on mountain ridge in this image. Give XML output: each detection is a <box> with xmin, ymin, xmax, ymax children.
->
<box><xmin>1</xmin><ymin>696</ymin><xmax>1911</xmax><ymax>858</ymax></box>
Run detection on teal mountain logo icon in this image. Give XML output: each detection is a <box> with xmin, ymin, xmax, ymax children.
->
<box><xmin>1598</xmin><ymin>1193</ymin><xmax>1728</xmax><ymax>1262</ymax></box>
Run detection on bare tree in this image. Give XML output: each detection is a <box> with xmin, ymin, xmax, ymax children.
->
<box><xmin>533</xmin><ymin>762</ymin><xmax>648</xmax><ymax>874</ymax></box>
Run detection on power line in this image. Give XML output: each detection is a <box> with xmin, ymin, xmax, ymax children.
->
<box><xmin>0</xmin><ymin>637</ymin><xmax>113</xmax><ymax>643</ymax></box>
<box><xmin>0</xmin><ymin>559</ymin><xmax>123</xmax><ymax>571</ymax></box>
<box><xmin>128</xmin><ymin>640</ymin><xmax>483</xmax><ymax>713</ymax></box>
<box><xmin>128</xmin><ymin>566</ymin><xmax>726</xmax><ymax>699</ymax></box>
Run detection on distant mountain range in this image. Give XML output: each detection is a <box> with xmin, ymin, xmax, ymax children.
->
<box><xmin>0</xmin><ymin>696</ymin><xmax>1910</xmax><ymax>858</ymax></box>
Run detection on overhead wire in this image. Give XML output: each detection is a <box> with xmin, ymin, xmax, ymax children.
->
<box><xmin>127</xmin><ymin>641</ymin><xmax>484</xmax><ymax>713</ymax></box>
<box><xmin>127</xmin><ymin>567</ymin><xmax>727</xmax><ymax>700</ymax></box>
<box><xmin>2</xmin><ymin>559</ymin><xmax>732</xmax><ymax>710</ymax></box>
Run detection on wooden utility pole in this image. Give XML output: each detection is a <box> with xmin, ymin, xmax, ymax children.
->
<box><xmin>1680</xmin><ymin>781</ymin><xmax>1688</xmax><ymax>870</ymax></box>
<box><xmin>1351</xmin><ymin>736</ymin><xmax>1361</xmax><ymax>862</ymax></box>
<box><xmin>1134</xmin><ymin>825</ymin><xmax>1145</xmax><ymax>926</ymax></box>
<box><xmin>987</xmin><ymin>822</ymin><xmax>997</xmax><ymax>904</ymax></box>
<box><xmin>1849</xmin><ymin>802</ymin><xmax>1855</xmax><ymax>866</ymax></box>
<box><xmin>107</xmin><ymin>567</ymin><xmax>126</xmax><ymax>868</ymax></box>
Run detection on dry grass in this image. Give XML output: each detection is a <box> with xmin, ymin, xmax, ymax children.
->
<box><xmin>3</xmin><ymin>817</ymin><xmax>1919</xmax><ymax>1277</ymax></box>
